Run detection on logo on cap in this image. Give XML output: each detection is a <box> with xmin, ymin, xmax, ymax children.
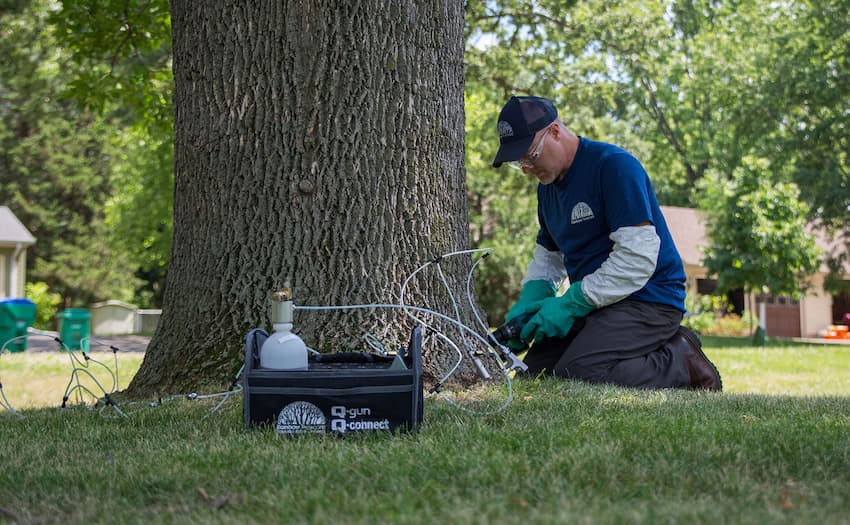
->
<box><xmin>498</xmin><ymin>121</ymin><xmax>514</xmax><ymax>139</ymax></box>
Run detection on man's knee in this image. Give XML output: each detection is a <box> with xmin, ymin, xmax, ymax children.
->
<box><xmin>552</xmin><ymin>355</ymin><xmax>608</xmax><ymax>383</ymax></box>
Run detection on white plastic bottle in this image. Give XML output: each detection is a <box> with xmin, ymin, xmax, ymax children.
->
<box><xmin>259</xmin><ymin>287</ymin><xmax>308</xmax><ymax>370</ymax></box>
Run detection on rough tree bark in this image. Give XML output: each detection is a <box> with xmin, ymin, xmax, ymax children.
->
<box><xmin>128</xmin><ymin>0</ymin><xmax>487</xmax><ymax>395</ymax></box>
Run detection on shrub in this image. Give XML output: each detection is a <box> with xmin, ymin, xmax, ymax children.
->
<box><xmin>25</xmin><ymin>282</ymin><xmax>62</xmax><ymax>330</ymax></box>
<box><xmin>682</xmin><ymin>293</ymin><xmax>758</xmax><ymax>336</ymax></box>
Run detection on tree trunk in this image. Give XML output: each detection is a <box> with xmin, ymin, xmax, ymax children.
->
<box><xmin>128</xmin><ymin>0</ymin><xmax>482</xmax><ymax>395</ymax></box>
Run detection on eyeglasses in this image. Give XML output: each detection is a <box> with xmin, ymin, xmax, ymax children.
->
<box><xmin>508</xmin><ymin>125</ymin><xmax>552</xmax><ymax>170</ymax></box>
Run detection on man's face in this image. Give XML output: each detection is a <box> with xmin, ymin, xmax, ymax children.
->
<box><xmin>518</xmin><ymin>124</ymin><xmax>562</xmax><ymax>184</ymax></box>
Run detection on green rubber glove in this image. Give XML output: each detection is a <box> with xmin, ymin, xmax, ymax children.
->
<box><xmin>506</xmin><ymin>280</ymin><xmax>556</xmax><ymax>322</ymax></box>
<box><xmin>503</xmin><ymin>280</ymin><xmax>556</xmax><ymax>350</ymax></box>
<box><xmin>519</xmin><ymin>281</ymin><xmax>595</xmax><ymax>343</ymax></box>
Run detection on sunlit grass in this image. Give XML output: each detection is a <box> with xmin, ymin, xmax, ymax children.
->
<box><xmin>0</xmin><ymin>351</ymin><xmax>144</xmax><ymax>409</ymax></box>
<box><xmin>0</xmin><ymin>341</ymin><xmax>848</xmax><ymax>524</ymax></box>
<box><xmin>2</xmin><ymin>341</ymin><xmax>849</xmax><ymax>409</ymax></box>
<box><xmin>707</xmin><ymin>345</ymin><xmax>850</xmax><ymax>396</ymax></box>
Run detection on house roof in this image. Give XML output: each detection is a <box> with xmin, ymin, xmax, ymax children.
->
<box><xmin>660</xmin><ymin>205</ymin><xmax>850</xmax><ymax>274</ymax></box>
<box><xmin>809</xmin><ymin>226</ymin><xmax>850</xmax><ymax>274</ymax></box>
<box><xmin>660</xmin><ymin>205</ymin><xmax>706</xmax><ymax>267</ymax></box>
<box><xmin>0</xmin><ymin>206</ymin><xmax>36</xmax><ymax>246</ymax></box>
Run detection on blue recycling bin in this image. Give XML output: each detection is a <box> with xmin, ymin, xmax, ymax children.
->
<box><xmin>0</xmin><ymin>298</ymin><xmax>37</xmax><ymax>352</ymax></box>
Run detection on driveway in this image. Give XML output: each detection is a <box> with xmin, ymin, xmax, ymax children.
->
<box><xmin>22</xmin><ymin>332</ymin><xmax>150</xmax><ymax>353</ymax></box>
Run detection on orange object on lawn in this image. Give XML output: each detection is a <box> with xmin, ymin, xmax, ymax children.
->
<box><xmin>823</xmin><ymin>325</ymin><xmax>850</xmax><ymax>339</ymax></box>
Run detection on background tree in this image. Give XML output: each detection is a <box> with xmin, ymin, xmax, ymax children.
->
<box><xmin>103</xmin><ymin>127</ymin><xmax>173</xmax><ymax>306</ymax></box>
<box><xmin>698</xmin><ymin>156</ymin><xmax>821</xmax><ymax>303</ymax></box>
<box><xmin>766</xmin><ymin>0</ymin><xmax>850</xmax><ymax>286</ymax></box>
<box><xmin>464</xmin><ymin>0</ymin><xmax>797</xmax><ymax>204</ymax></box>
<box><xmin>53</xmin><ymin>0</ymin><xmax>174</xmax><ymax>306</ymax></box>
<box><xmin>0</xmin><ymin>0</ymin><xmax>141</xmax><ymax>306</ymax></box>
<box><xmin>127</xmin><ymin>0</ymin><xmax>476</xmax><ymax>394</ymax></box>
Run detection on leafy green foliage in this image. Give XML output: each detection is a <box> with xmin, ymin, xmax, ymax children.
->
<box><xmin>683</xmin><ymin>293</ymin><xmax>732</xmax><ymax>333</ymax></box>
<box><xmin>698</xmin><ymin>156</ymin><xmax>821</xmax><ymax>298</ymax></box>
<box><xmin>0</xmin><ymin>0</ymin><xmax>142</xmax><ymax>305</ymax></box>
<box><xmin>104</xmin><ymin>126</ymin><xmax>173</xmax><ymax>306</ymax></box>
<box><xmin>683</xmin><ymin>294</ymin><xmax>758</xmax><ymax>336</ymax></box>
<box><xmin>766</xmin><ymin>0</ymin><xmax>850</xmax><ymax>274</ymax></box>
<box><xmin>50</xmin><ymin>0</ymin><xmax>172</xmax><ymax>134</ymax></box>
<box><xmin>50</xmin><ymin>0</ymin><xmax>174</xmax><ymax>307</ymax></box>
<box><xmin>23</xmin><ymin>281</ymin><xmax>61</xmax><ymax>329</ymax></box>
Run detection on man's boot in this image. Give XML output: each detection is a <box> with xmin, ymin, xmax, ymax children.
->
<box><xmin>669</xmin><ymin>326</ymin><xmax>722</xmax><ymax>391</ymax></box>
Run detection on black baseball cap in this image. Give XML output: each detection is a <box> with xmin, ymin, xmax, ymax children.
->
<box><xmin>492</xmin><ymin>96</ymin><xmax>558</xmax><ymax>167</ymax></box>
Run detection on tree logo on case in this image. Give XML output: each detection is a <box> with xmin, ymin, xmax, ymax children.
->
<box><xmin>276</xmin><ymin>401</ymin><xmax>326</xmax><ymax>434</ymax></box>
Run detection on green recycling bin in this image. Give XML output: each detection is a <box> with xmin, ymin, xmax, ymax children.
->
<box><xmin>56</xmin><ymin>308</ymin><xmax>91</xmax><ymax>351</ymax></box>
<box><xmin>0</xmin><ymin>298</ymin><xmax>37</xmax><ymax>352</ymax></box>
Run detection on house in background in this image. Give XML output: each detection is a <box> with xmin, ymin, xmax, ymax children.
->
<box><xmin>662</xmin><ymin>205</ymin><xmax>850</xmax><ymax>338</ymax></box>
<box><xmin>0</xmin><ymin>206</ymin><xmax>36</xmax><ymax>298</ymax></box>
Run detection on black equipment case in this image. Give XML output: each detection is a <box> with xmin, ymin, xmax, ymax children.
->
<box><xmin>243</xmin><ymin>325</ymin><xmax>424</xmax><ymax>435</ymax></box>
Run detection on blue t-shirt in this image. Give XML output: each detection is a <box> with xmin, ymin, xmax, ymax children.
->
<box><xmin>536</xmin><ymin>137</ymin><xmax>686</xmax><ymax>311</ymax></box>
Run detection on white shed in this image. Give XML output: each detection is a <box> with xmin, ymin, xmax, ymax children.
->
<box><xmin>89</xmin><ymin>300</ymin><xmax>138</xmax><ymax>335</ymax></box>
<box><xmin>0</xmin><ymin>206</ymin><xmax>36</xmax><ymax>298</ymax></box>
<box><xmin>135</xmin><ymin>309</ymin><xmax>162</xmax><ymax>334</ymax></box>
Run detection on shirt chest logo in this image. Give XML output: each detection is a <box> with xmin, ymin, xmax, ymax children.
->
<box><xmin>570</xmin><ymin>202</ymin><xmax>595</xmax><ymax>224</ymax></box>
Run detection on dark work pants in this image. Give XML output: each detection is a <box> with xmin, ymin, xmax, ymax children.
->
<box><xmin>520</xmin><ymin>299</ymin><xmax>690</xmax><ymax>389</ymax></box>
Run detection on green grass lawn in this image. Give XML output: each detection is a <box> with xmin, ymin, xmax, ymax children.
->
<box><xmin>0</xmin><ymin>351</ymin><xmax>144</xmax><ymax>409</ymax></box>
<box><xmin>712</xmin><ymin>345</ymin><xmax>850</xmax><ymax>396</ymax></box>
<box><xmin>1</xmin><ymin>342</ymin><xmax>848</xmax><ymax>524</ymax></box>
